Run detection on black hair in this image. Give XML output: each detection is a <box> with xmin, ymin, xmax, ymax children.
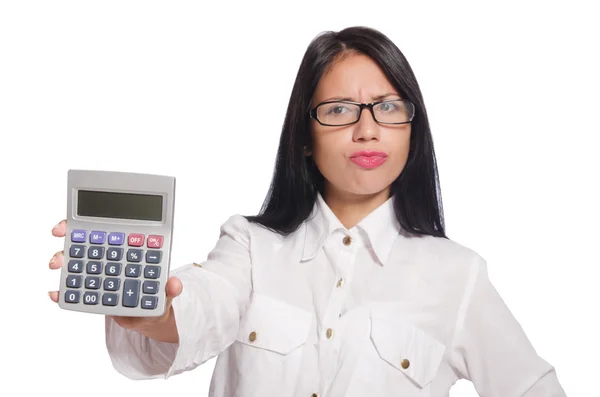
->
<box><xmin>245</xmin><ymin>26</ymin><xmax>447</xmax><ymax>239</ymax></box>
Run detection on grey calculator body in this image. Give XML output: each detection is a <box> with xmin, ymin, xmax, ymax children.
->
<box><xmin>58</xmin><ymin>169</ymin><xmax>175</xmax><ymax>317</ymax></box>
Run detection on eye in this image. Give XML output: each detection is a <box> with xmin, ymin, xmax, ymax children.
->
<box><xmin>375</xmin><ymin>101</ymin><xmax>398</xmax><ymax>112</ymax></box>
<box><xmin>327</xmin><ymin>104</ymin><xmax>351</xmax><ymax>115</ymax></box>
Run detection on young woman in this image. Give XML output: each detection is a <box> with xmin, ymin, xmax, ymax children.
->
<box><xmin>49</xmin><ymin>26</ymin><xmax>567</xmax><ymax>396</ymax></box>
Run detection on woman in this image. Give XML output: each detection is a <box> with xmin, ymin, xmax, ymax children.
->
<box><xmin>48</xmin><ymin>26</ymin><xmax>567</xmax><ymax>396</ymax></box>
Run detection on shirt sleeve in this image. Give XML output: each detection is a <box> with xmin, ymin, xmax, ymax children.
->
<box><xmin>450</xmin><ymin>256</ymin><xmax>567</xmax><ymax>396</ymax></box>
<box><xmin>104</xmin><ymin>214</ymin><xmax>253</xmax><ymax>380</ymax></box>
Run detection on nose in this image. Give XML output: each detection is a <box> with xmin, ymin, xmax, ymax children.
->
<box><xmin>352</xmin><ymin>106</ymin><xmax>380</xmax><ymax>142</ymax></box>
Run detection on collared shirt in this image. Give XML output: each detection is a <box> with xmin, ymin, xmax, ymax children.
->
<box><xmin>105</xmin><ymin>193</ymin><xmax>567</xmax><ymax>396</ymax></box>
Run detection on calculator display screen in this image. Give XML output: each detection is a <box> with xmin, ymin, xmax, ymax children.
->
<box><xmin>76</xmin><ymin>190</ymin><xmax>163</xmax><ymax>221</ymax></box>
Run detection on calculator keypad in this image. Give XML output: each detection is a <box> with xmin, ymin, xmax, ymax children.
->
<box><xmin>64</xmin><ymin>229</ymin><xmax>165</xmax><ymax>312</ymax></box>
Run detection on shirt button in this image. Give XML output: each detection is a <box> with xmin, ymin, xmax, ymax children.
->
<box><xmin>401</xmin><ymin>358</ymin><xmax>410</xmax><ymax>369</ymax></box>
<box><xmin>312</xmin><ymin>394</ymin><xmax>318</xmax><ymax>397</ymax></box>
<box><xmin>342</xmin><ymin>235</ymin><xmax>352</xmax><ymax>246</ymax></box>
<box><xmin>248</xmin><ymin>331</ymin><xmax>257</xmax><ymax>342</ymax></box>
<box><xmin>336</xmin><ymin>278</ymin><xmax>344</xmax><ymax>288</ymax></box>
<box><xmin>326</xmin><ymin>328</ymin><xmax>334</xmax><ymax>339</ymax></box>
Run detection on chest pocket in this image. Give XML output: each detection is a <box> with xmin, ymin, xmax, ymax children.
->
<box><xmin>347</xmin><ymin>305</ymin><xmax>447</xmax><ymax>397</ymax></box>
<box><xmin>230</xmin><ymin>292</ymin><xmax>313</xmax><ymax>396</ymax></box>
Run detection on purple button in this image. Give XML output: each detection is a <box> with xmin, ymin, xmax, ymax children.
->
<box><xmin>71</xmin><ymin>229</ymin><xmax>87</xmax><ymax>243</ymax></box>
<box><xmin>108</xmin><ymin>232</ymin><xmax>125</xmax><ymax>245</ymax></box>
<box><xmin>89</xmin><ymin>231</ymin><xmax>106</xmax><ymax>244</ymax></box>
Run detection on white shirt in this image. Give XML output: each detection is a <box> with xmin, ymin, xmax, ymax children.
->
<box><xmin>105</xmin><ymin>193</ymin><xmax>567</xmax><ymax>397</ymax></box>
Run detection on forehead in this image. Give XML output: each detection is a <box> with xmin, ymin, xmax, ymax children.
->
<box><xmin>313</xmin><ymin>52</ymin><xmax>398</xmax><ymax>102</ymax></box>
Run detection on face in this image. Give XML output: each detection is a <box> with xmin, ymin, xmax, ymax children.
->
<box><xmin>309</xmin><ymin>52</ymin><xmax>412</xmax><ymax>201</ymax></box>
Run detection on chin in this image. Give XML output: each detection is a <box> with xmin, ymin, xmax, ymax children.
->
<box><xmin>343</xmin><ymin>183</ymin><xmax>392</xmax><ymax>197</ymax></box>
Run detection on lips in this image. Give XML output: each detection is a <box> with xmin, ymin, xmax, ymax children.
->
<box><xmin>349</xmin><ymin>151</ymin><xmax>388</xmax><ymax>169</ymax></box>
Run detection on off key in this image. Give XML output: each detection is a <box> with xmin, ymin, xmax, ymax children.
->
<box><xmin>128</xmin><ymin>233</ymin><xmax>145</xmax><ymax>247</ymax></box>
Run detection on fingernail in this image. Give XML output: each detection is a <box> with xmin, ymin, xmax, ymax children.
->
<box><xmin>49</xmin><ymin>256</ymin><xmax>56</xmax><ymax>266</ymax></box>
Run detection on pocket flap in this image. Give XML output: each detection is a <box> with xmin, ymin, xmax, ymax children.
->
<box><xmin>369</xmin><ymin>307</ymin><xmax>446</xmax><ymax>388</ymax></box>
<box><xmin>236</xmin><ymin>292</ymin><xmax>313</xmax><ymax>354</ymax></box>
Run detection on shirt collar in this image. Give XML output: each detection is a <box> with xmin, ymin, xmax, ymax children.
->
<box><xmin>301</xmin><ymin>192</ymin><xmax>401</xmax><ymax>265</ymax></box>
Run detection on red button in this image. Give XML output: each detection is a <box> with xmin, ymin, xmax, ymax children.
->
<box><xmin>147</xmin><ymin>235</ymin><xmax>163</xmax><ymax>248</ymax></box>
<box><xmin>128</xmin><ymin>233</ymin><xmax>145</xmax><ymax>247</ymax></box>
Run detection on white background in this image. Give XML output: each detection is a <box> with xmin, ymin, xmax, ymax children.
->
<box><xmin>1</xmin><ymin>1</ymin><xmax>598</xmax><ymax>395</ymax></box>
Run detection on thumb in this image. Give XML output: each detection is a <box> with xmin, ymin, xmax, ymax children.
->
<box><xmin>165</xmin><ymin>276</ymin><xmax>182</xmax><ymax>298</ymax></box>
<box><xmin>163</xmin><ymin>276</ymin><xmax>182</xmax><ymax>312</ymax></box>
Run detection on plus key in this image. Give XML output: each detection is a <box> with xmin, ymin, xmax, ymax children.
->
<box><xmin>128</xmin><ymin>233</ymin><xmax>145</xmax><ymax>247</ymax></box>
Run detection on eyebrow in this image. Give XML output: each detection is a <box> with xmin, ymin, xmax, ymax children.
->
<box><xmin>321</xmin><ymin>92</ymin><xmax>401</xmax><ymax>102</ymax></box>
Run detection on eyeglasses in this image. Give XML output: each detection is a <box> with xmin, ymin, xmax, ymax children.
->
<box><xmin>309</xmin><ymin>99</ymin><xmax>415</xmax><ymax>126</ymax></box>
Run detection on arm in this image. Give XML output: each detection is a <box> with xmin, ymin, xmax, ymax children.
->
<box><xmin>451</xmin><ymin>256</ymin><xmax>567</xmax><ymax>396</ymax></box>
<box><xmin>104</xmin><ymin>214</ymin><xmax>253</xmax><ymax>379</ymax></box>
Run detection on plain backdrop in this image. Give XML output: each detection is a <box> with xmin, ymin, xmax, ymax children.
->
<box><xmin>1</xmin><ymin>1</ymin><xmax>598</xmax><ymax>395</ymax></box>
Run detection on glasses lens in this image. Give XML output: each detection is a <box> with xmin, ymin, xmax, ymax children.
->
<box><xmin>316</xmin><ymin>102</ymin><xmax>360</xmax><ymax>125</ymax></box>
<box><xmin>373</xmin><ymin>100</ymin><xmax>414</xmax><ymax>123</ymax></box>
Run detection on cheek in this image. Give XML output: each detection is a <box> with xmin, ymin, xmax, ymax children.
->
<box><xmin>312</xmin><ymin>140</ymin><xmax>337</xmax><ymax>176</ymax></box>
<box><xmin>311</xmin><ymin>131</ymin><xmax>346</xmax><ymax>175</ymax></box>
<box><xmin>395</xmin><ymin>133</ymin><xmax>411</xmax><ymax>164</ymax></box>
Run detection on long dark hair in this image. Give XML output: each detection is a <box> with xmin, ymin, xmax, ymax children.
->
<box><xmin>245</xmin><ymin>26</ymin><xmax>447</xmax><ymax>239</ymax></box>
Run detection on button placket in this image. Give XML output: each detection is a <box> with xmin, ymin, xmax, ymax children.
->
<box><xmin>318</xmin><ymin>231</ymin><xmax>357</xmax><ymax>393</ymax></box>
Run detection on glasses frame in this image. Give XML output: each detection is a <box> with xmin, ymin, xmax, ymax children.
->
<box><xmin>309</xmin><ymin>99</ymin><xmax>415</xmax><ymax>127</ymax></box>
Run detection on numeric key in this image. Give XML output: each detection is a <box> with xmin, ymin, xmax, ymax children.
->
<box><xmin>86</xmin><ymin>261</ymin><xmax>103</xmax><ymax>274</ymax></box>
<box><xmin>105</xmin><ymin>262</ymin><xmax>122</xmax><ymax>276</ymax></box>
<box><xmin>88</xmin><ymin>246</ymin><xmax>105</xmax><ymax>259</ymax></box>
<box><xmin>64</xmin><ymin>290</ymin><xmax>80</xmax><ymax>303</ymax></box>
<box><xmin>103</xmin><ymin>277</ymin><xmax>120</xmax><ymax>291</ymax></box>
<box><xmin>66</xmin><ymin>275</ymin><xmax>83</xmax><ymax>288</ymax></box>
<box><xmin>107</xmin><ymin>247</ymin><xmax>123</xmax><ymax>261</ymax></box>
<box><xmin>83</xmin><ymin>291</ymin><xmax>99</xmax><ymax>305</ymax></box>
<box><xmin>85</xmin><ymin>276</ymin><xmax>101</xmax><ymax>289</ymax></box>
<box><xmin>68</xmin><ymin>260</ymin><xmax>83</xmax><ymax>273</ymax></box>
<box><xmin>69</xmin><ymin>245</ymin><xmax>86</xmax><ymax>258</ymax></box>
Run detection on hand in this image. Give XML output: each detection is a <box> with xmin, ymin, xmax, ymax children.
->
<box><xmin>49</xmin><ymin>220</ymin><xmax>183</xmax><ymax>341</ymax></box>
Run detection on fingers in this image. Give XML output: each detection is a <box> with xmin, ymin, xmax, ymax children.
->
<box><xmin>49</xmin><ymin>220</ymin><xmax>66</xmax><ymax>302</ymax></box>
<box><xmin>52</xmin><ymin>219</ymin><xmax>67</xmax><ymax>237</ymax></box>
<box><xmin>110</xmin><ymin>315</ymin><xmax>135</xmax><ymax>329</ymax></box>
<box><xmin>49</xmin><ymin>250</ymin><xmax>63</xmax><ymax>270</ymax></box>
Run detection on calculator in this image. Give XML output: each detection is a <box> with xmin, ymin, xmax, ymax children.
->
<box><xmin>58</xmin><ymin>169</ymin><xmax>176</xmax><ymax>317</ymax></box>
